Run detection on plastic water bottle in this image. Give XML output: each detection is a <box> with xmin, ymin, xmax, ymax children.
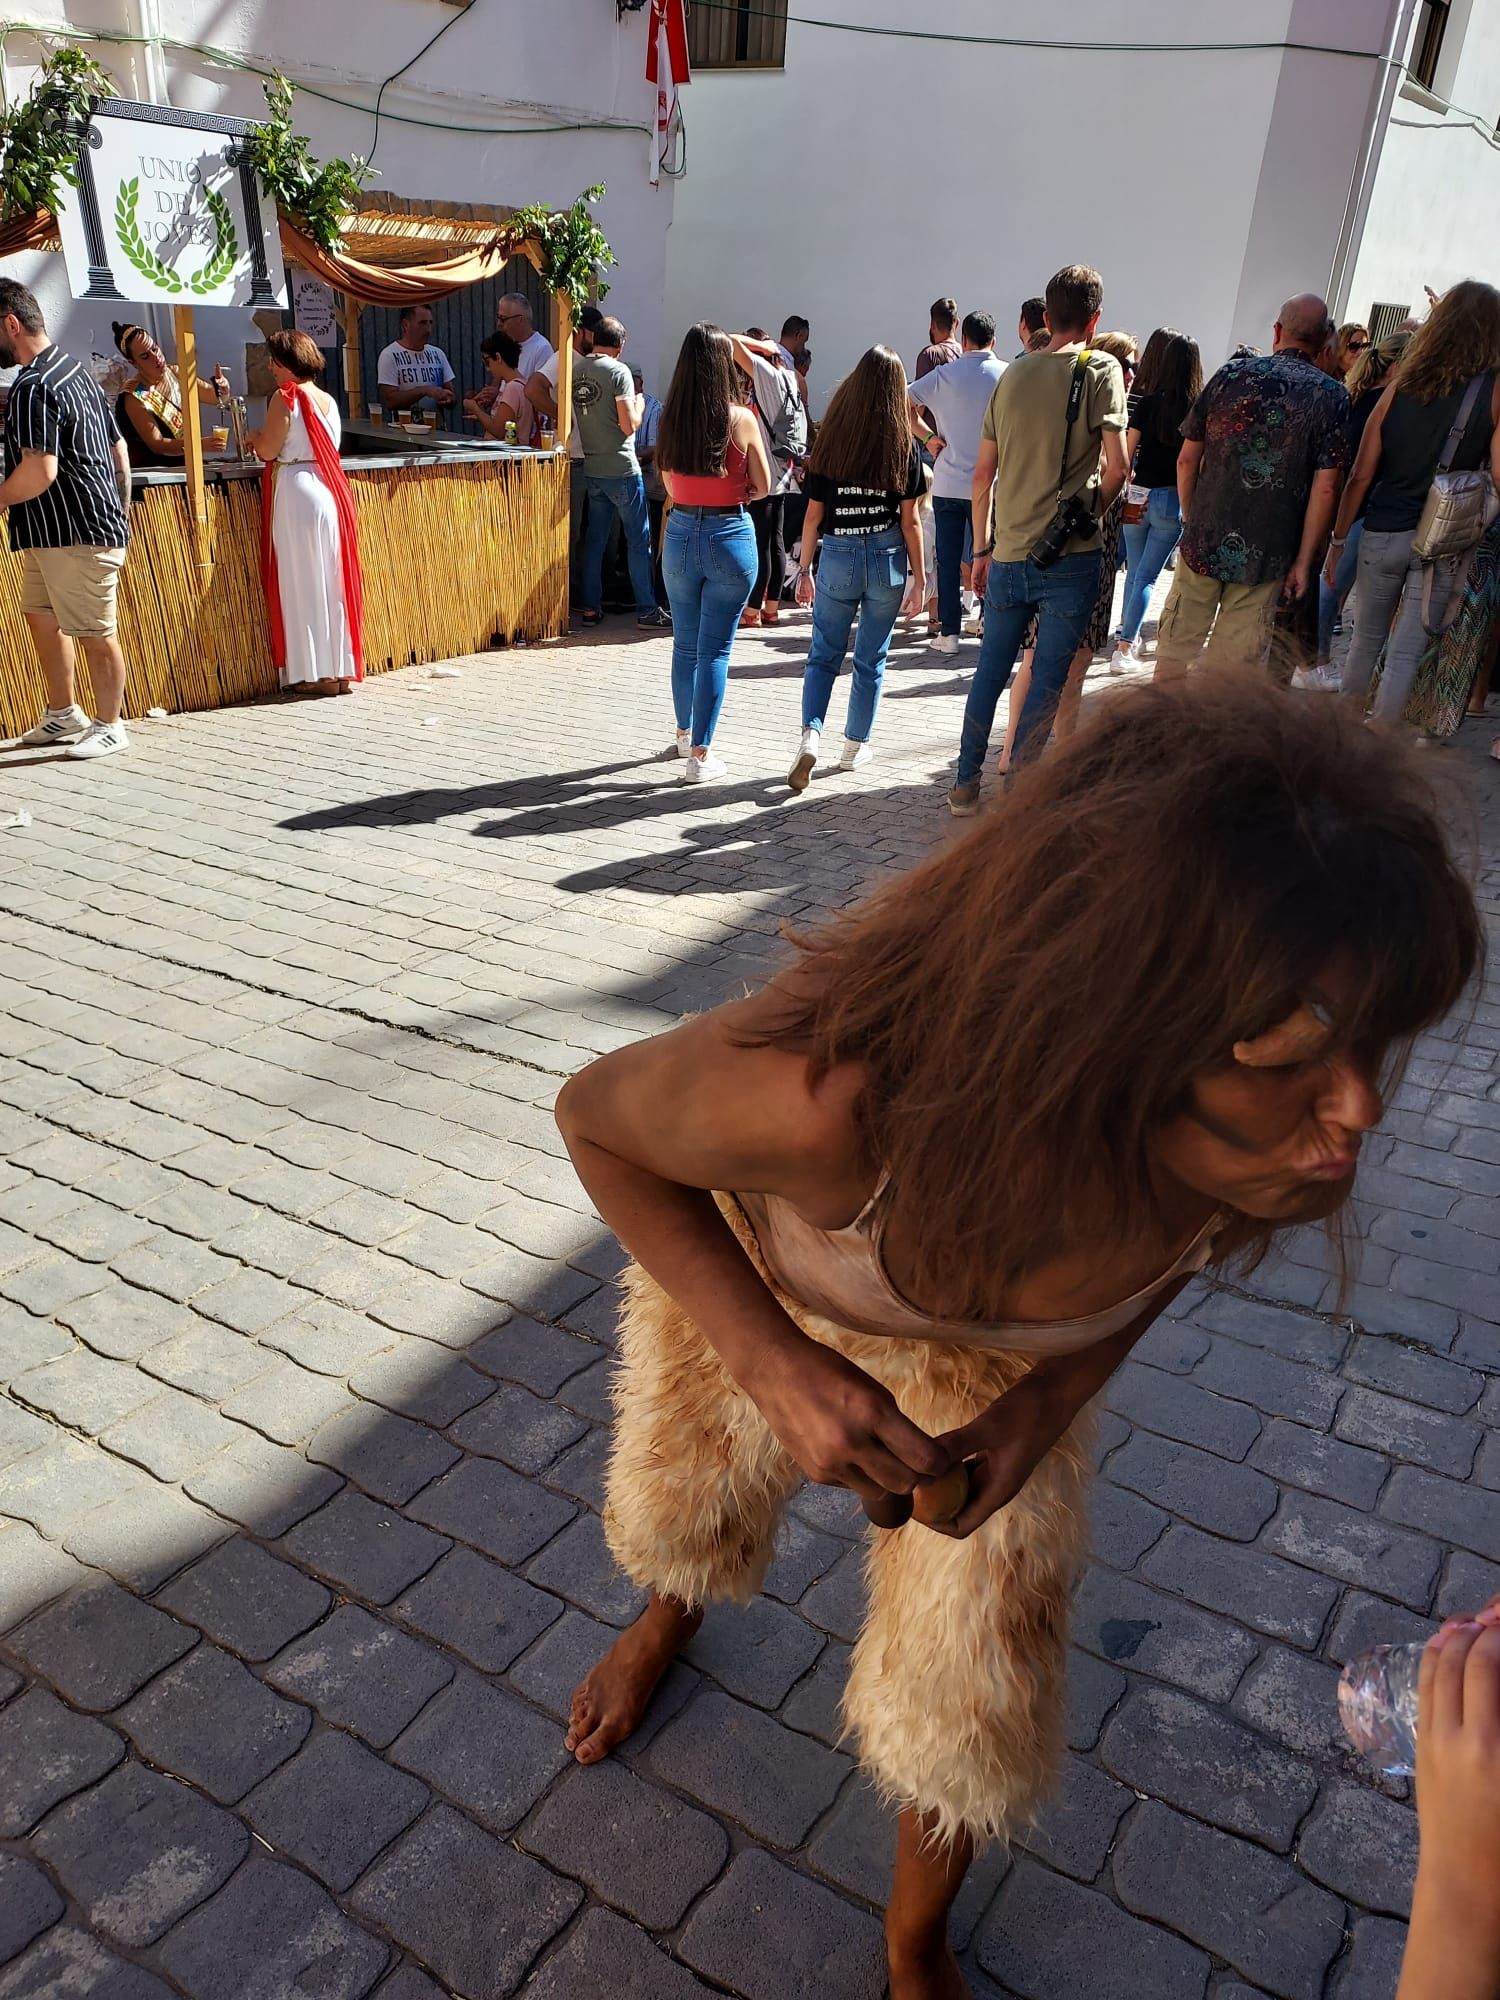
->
<box><xmin>1338</xmin><ymin>1642</ymin><xmax>1423</xmax><ymax>1776</ymax></box>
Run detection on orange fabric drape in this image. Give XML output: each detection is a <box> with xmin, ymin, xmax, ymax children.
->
<box><xmin>277</xmin><ymin>216</ymin><xmax>538</xmax><ymax>306</ymax></box>
<box><xmin>0</xmin><ymin>207</ymin><xmax>58</xmax><ymax>257</ymax></box>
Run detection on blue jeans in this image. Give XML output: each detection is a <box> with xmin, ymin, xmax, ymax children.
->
<box><xmin>1119</xmin><ymin>486</ymin><xmax>1182</xmax><ymax>642</ymax></box>
<box><xmin>1317</xmin><ymin>516</ymin><xmax>1363</xmax><ymax>661</ymax></box>
<box><xmin>801</xmin><ymin>528</ymin><xmax>908</xmax><ymax>742</ymax></box>
<box><xmin>582</xmin><ymin>473</ymin><xmax>656</xmax><ymax>616</ymax></box>
<box><xmin>932</xmin><ymin>495</ymin><xmax>973</xmax><ymax>636</ymax></box>
<box><xmin>957</xmin><ymin>551</ymin><xmax>1100</xmax><ymax>779</ymax></box>
<box><xmin>662</xmin><ymin>508</ymin><xmax>756</xmax><ymax>745</ymax></box>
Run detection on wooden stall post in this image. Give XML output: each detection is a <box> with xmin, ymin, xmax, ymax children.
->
<box><xmin>341</xmin><ymin>293</ymin><xmax>362</xmax><ymax>421</ymax></box>
<box><xmin>555</xmin><ymin>294</ymin><xmax>574</xmax><ymax>449</ymax></box>
<box><xmin>171</xmin><ymin>303</ymin><xmax>213</xmax><ymax>580</ymax></box>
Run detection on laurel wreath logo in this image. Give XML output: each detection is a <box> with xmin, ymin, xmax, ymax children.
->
<box><xmin>113</xmin><ymin>176</ymin><xmax>239</xmax><ymax>299</ymax></box>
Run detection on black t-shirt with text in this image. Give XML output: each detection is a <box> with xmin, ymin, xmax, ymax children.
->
<box><xmin>805</xmin><ymin>442</ymin><xmax>923</xmax><ymax>537</ymax></box>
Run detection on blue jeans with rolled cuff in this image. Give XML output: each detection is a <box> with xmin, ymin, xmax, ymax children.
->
<box><xmin>957</xmin><ymin>550</ymin><xmax>1100</xmax><ymax>779</ymax></box>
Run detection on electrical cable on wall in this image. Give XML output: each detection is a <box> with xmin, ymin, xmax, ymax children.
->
<box><xmin>366</xmin><ymin>0</ymin><xmax>479</xmax><ymax>168</ymax></box>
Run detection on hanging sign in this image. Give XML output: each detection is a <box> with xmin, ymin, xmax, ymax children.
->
<box><xmin>293</xmin><ymin>270</ymin><xmax>339</xmax><ymax>348</ymax></box>
<box><xmin>55</xmin><ymin>98</ymin><xmax>286</xmax><ymax>309</ymax></box>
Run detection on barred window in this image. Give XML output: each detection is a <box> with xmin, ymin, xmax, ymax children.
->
<box><xmin>1411</xmin><ymin>0</ymin><xmax>1450</xmax><ymax>90</ymax></box>
<box><xmin>1368</xmin><ymin>302</ymin><xmax>1413</xmax><ymax>343</ymax></box>
<box><xmin>687</xmin><ymin>0</ymin><xmax>788</xmax><ymax>69</ymax></box>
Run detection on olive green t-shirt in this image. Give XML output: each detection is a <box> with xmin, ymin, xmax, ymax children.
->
<box><xmin>979</xmin><ymin>347</ymin><xmax>1127</xmax><ymax>563</ymax></box>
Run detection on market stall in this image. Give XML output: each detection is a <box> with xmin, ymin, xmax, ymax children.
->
<box><xmin>0</xmin><ymin>68</ymin><xmax>599</xmax><ymax>738</ymax></box>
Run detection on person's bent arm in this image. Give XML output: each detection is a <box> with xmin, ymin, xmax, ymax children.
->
<box><xmin>738</xmin><ymin>410</ymin><xmax>773</xmax><ymax>503</ymax></box>
<box><xmin>1099</xmin><ymin>425</ymin><xmax>1130</xmax><ymax>511</ymax></box>
<box><xmin>1286</xmin><ymin>466</ymin><xmax>1342</xmax><ymax>602</ymax></box>
<box><xmin>1126</xmin><ymin>425</ymin><xmax>1142</xmax><ymax>477</ymax></box>
<box><xmin>380</xmin><ymin>380</ymin><xmax>440</xmax><ymax>413</ymax></box>
<box><xmin>615</xmin><ymin>393</ymin><xmax>642</xmax><ymax>437</ymax></box>
<box><xmin>554</xmin><ymin>1013</ymin><xmax>952</xmax><ymax>1508</ymax></box>
<box><xmin>908</xmin><ymin>390</ymin><xmax>945</xmax><ymax>457</ymax></box>
<box><xmin>1327</xmin><ymin>384</ymin><xmax>1393</xmax><ymax>563</ymax></box>
<box><xmin>899</xmin><ymin>495</ymin><xmax>925</xmax><ymax>614</ymax></box>
<box><xmin>794</xmin><ymin>498</ymin><xmax>825</xmax><ymax>605</ymax></box>
<box><xmin>0</xmin><ymin>448</ymin><xmax>58</xmax><ymax>510</ymax></box>
<box><xmin>112</xmin><ymin>438</ymin><xmax>131</xmax><ymax>520</ymax></box>
<box><xmin>527</xmin><ymin>372</ymin><xmax>558</xmax><ymax>422</ymax></box>
<box><xmin>970</xmin><ymin>437</ymin><xmax>999</xmax><ymax>596</ymax></box>
<box><xmin>1177</xmin><ymin>437</ymin><xmax>1204</xmax><ymax>522</ymax></box>
<box><xmin>122</xmin><ymin>396</ymin><xmax>183</xmax><ymax>461</ymax></box>
<box><xmin>247</xmin><ymin>393</ymin><xmax>292</xmax><ymax>463</ymax></box>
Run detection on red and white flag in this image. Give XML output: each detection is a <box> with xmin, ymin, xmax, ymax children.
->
<box><xmin>646</xmin><ymin>0</ymin><xmax>690</xmax><ymax>184</ymax></box>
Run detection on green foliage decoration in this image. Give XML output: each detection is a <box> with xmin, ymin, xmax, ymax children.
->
<box><xmin>508</xmin><ymin>185</ymin><xmax>615</xmax><ymax>319</ymax></box>
<box><xmin>241</xmin><ymin>73</ymin><xmax>368</xmax><ymax>252</ymax></box>
<box><xmin>0</xmin><ymin>46</ymin><xmax>115</xmax><ymax>222</ymax></box>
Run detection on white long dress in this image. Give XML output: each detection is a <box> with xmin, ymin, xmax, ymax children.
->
<box><xmin>272</xmin><ymin>393</ymin><xmax>356</xmax><ymax>686</ymax></box>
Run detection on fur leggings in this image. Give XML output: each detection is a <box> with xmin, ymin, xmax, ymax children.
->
<box><xmin>602</xmin><ymin>1208</ymin><xmax>1092</xmax><ymax>1850</ymax></box>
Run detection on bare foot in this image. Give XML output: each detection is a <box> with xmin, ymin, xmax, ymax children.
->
<box><xmin>565</xmin><ymin>1595</ymin><xmax>701</xmax><ymax>1764</ymax></box>
<box><xmin>887</xmin><ymin>1937</ymin><xmax>970</xmax><ymax>2000</ymax></box>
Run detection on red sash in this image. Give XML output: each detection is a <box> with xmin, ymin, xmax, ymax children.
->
<box><xmin>261</xmin><ymin>382</ymin><xmax>365</xmax><ymax>679</ymax></box>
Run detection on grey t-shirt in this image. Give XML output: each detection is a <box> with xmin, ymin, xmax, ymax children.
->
<box><xmin>572</xmin><ymin>352</ymin><xmax>638</xmax><ymax>477</ymax></box>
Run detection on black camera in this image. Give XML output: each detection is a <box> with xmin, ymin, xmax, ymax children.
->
<box><xmin>1029</xmin><ymin>492</ymin><xmax>1097</xmax><ymax>570</ymax></box>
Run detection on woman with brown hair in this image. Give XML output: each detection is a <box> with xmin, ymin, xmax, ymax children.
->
<box><xmin>112</xmin><ymin>321</ymin><xmax>229</xmax><ymax>467</ymax></box>
<box><xmin>556</xmin><ymin>671</ymin><xmax>1479</xmax><ymax>1999</ymax></box>
<box><xmin>787</xmin><ymin>344</ymin><xmax>925</xmax><ymax>790</ymax></box>
<box><xmin>1335</xmin><ymin>279</ymin><xmax>1500</xmax><ymax>724</ymax></box>
<box><xmin>1332</xmin><ymin>320</ymin><xmax>1371</xmax><ymax>381</ymax></box>
<box><xmin>248</xmin><ymin>329</ymin><xmax>364</xmax><ymax>698</ymax></box>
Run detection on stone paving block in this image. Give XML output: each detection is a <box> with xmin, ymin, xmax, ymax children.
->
<box><xmin>0</xmin><ymin>1521</ymin><xmax>87</xmax><ymax>1630</ymax></box>
<box><xmin>760</xmin><ymin>1513</ymin><xmax>843</xmax><ymax>1605</ymax></box>
<box><xmin>648</xmin><ymin>1688</ymin><xmax>850</xmax><ymax>1848</ymax></box>
<box><xmin>156</xmin><ymin>1851</ymin><xmax>389</xmax><ymax>2000</ymax></box>
<box><xmin>265</xmin><ymin>1602</ymin><xmax>454</xmax><ymax>1747</ymax></box>
<box><xmin>0</xmin><ymin>1663</ymin><xmax>19</xmax><ymax>1702</ymax></box>
<box><xmin>230</xmin><ymin>1160</ymin><xmax>349</xmax><ymax>1221</ymax></box>
<box><xmin>0</xmin><ymin>1393</ymin><xmax>52</xmax><ymax>1468</ymax></box>
<box><xmin>1105</xmin><ymin>1431</ymin><xmax>1279</xmax><ymax>1541</ymax></box>
<box><xmin>0</xmin><ymin>1927</ymin><xmax>175</xmax><ymax>1998</ymax></box>
<box><xmin>526</xmin><ymin>1511</ymin><xmax>647</xmax><ymax>1626</ymax></box>
<box><xmin>0</xmin><ymin>1304</ymin><xmax>71</xmax><ymax>1382</ymax></box>
<box><xmin>350</xmin><ymin>1803</ymin><xmax>581</xmax><ymax>2000</ymax></box>
<box><xmin>262</xmin><ymin>1298</ymin><xmax>396</xmax><ymax>1376</ymax></box>
<box><xmin>541</xmin><ymin>1423</ymin><xmax>611</xmax><ymax>1509</ymax></box>
<box><xmin>1113</xmin><ymin>1799</ymin><xmax>1344</xmax><ymax>2000</ymax></box>
<box><xmin>1071</xmin><ymin>1565</ymin><xmax>1259</xmax><ymax>1702</ymax></box>
<box><xmin>282</xmin><ymin>1489</ymin><xmax>449</xmax><ymax>1604</ymax></box>
<box><xmin>245</xmin><ymin>1728</ymin><xmax>429</xmax><ymax>1892</ymax></box>
<box><xmin>31</xmin><ymin>1759</ymin><xmax>248</xmax><ymax>1945</ymax></box>
<box><xmin>1437</xmin><ymin>1548</ymin><xmax>1500</xmax><ymax>1619</ymax></box>
<box><xmin>155</xmin><ymin>1538</ymin><xmax>332</xmax><ymax>1661</ymax></box>
<box><xmin>118</xmin><ymin>1641</ymin><xmax>311</xmax><ymax>1803</ymax></box>
<box><xmin>409</xmin><ymin>1451</ymin><xmax>575</xmax><ymax>1566</ymax></box>
<box><xmin>1189</xmin><ymin>1290</ymin><xmax>1348</xmax><ymax>1369</ymax></box>
<box><xmin>384</xmin><ymin>1211</ymin><xmax>491</xmax><ymax>1280</ymax></box>
<box><xmin>287</xmin><ymin>1242</ymin><xmax>405</xmax><ymax>1312</ymax></box>
<box><xmin>318</xmin><ymin>1188</ymin><xmax>418</xmax><ymax>1247</ymax></box>
<box><xmin>464</xmin><ymin>1311</ymin><xmax>603</xmax><ymax>1391</ymax></box>
<box><xmin>1335</xmin><ymin>1382</ymin><xmax>1480</xmax><ymax>1476</ymax></box>
<box><xmin>1100</xmin><ymin>1683</ymin><xmax>1317</xmax><ymax>1850</ymax></box>
<box><xmin>308</xmin><ymin>1404</ymin><xmax>460</xmax><ymax>1506</ymax></box>
<box><xmin>109</xmin><ymin>1236</ymin><xmax>236</xmax><ymax>1304</ymax></box>
<box><xmin>10</xmin><ymin>1578</ymin><xmax>194</xmax><ymax>1709</ymax></box>
<box><xmin>480</xmin><ymin>1197</ymin><xmax>601</xmax><ymax>1262</ymax></box>
<box><xmin>39</xmin><ymin>1201</ymin><xmax>154</xmax><ymax>1266</ymax></box>
<box><xmin>1017</xmin><ymin>1752</ymin><xmax>1133</xmax><ymax>1881</ymax></box>
<box><xmin>448</xmin><ymin>1381</ymin><xmax>589</xmax><ymax>1474</ymax></box>
<box><xmin>1328</xmin><ymin>1914</ymin><xmax>1408</xmax><ymax>1999</ymax></box>
<box><xmin>142</xmin><ymin>1183</ymin><xmax>258</xmax><ymax>1245</ymax></box>
<box><xmin>1141</xmin><ymin>1523</ymin><xmax>1339</xmax><ymax>1647</ymax></box>
<box><xmin>101</xmin><ymin>1389</ymin><xmax>240</xmax><ymax>1481</ymax></box>
<box><xmin>520</xmin><ymin>1905</ymin><xmax>712</xmax><ymax>1998</ymax></box>
<box><xmin>1261</xmin><ymin>1491</ymin><xmax>1441</xmax><ymax>1608</ymax></box>
<box><xmin>371</xmin><ymin>1968</ymin><xmax>448</xmax><ymax>2000</ymax></box>
<box><xmin>0</xmin><ymin>1179</ymin><xmax>82</xmax><ymax>1235</ymax></box>
<box><xmin>1230</xmin><ymin>1644</ymin><xmax>1346</xmax><ymax>1760</ymax></box>
<box><xmin>684</xmin><ymin>1595</ymin><xmax>826</xmax><ymax>1709</ymax></box>
<box><xmin>1249</xmin><ymin>1417</ymin><xmax>1390</xmax><ymax>1510</ymax></box>
<box><xmin>12</xmin><ymin>1347</ymin><xmax>159</xmax><ymax>1433</ymax></box>
<box><xmin>1392</xmin><ymin>1251</ymin><xmax>1500</xmax><ymax>1319</ymax></box>
<box><xmin>63</xmin><ymin>1482</ymin><xmax>230</xmax><ymax>1594</ymax></box>
<box><xmin>1064</xmin><ymin>1647</ymin><xmax>1127</xmax><ymax>1752</ymax></box>
<box><xmin>975</xmin><ymin>1853</ymin><xmax>1210</xmax><ymax>2000</ymax></box>
<box><xmin>1102</xmin><ymin>1361</ymin><xmax>1261</xmax><ymax>1461</ymax></box>
<box><xmin>366</xmin><ymin>1273</ymin><xmax>511</xmax><ymax>1351</ymax></box>
<box><xmin>347</xmin><ymin>1342</ymin><xmax>492</xmax><ymax>1428</ymax></box>
<box><xmin>1298</xmin><ymin>1779</ymin><xmax>1417</xmax><ymax>1918</ymax></box>
<box><xmin>463</xmin><ymin>1245</ymin><xmax>598</xmax><ymax>1321</ymax></box>
<box><xmin>184</xmin><ymin>1432</ymin><xmax>341</xmax><ymax>1538</ymax></box>
<box><xmin>0</xmin><ymin>1686</ymin><xmax>124</xmax><ymax>1834</ymax></box>
<box><xmin>193</xmin><ymin>1268</ymin><xmax>313</xmax><ymax>1338</ymax></box>
<box><xmin>1382</xmin><ymin>1464</ymin><xmax>1500</xmax><ymax>1561</ymax></box>
<box><xmin>390</xmin><ymin>1669</ymin><xmax>570</xmax><ymax>1831</ymax></box>
<box><xmin>1343</xmin><ymin>1334</ymin><xmax>1483</xmax><ymax>1413</ymax></box>
<box><xmin>222</xmin><ymin>1361</ymin><xmax>355</xmax><ymax>1446</ymax></box>
<box><xmin>801</xmin><ymin>1544</ymin><xmax>868</xmax><ymax>1642</ymax></box>
<box><xmin>1090</xmin><ymin>1481</ymin><xmax>1169</xmax><ymax>1569</ymax></box>
<box><xmin>138</xmin><ymin>1318</ymin><xmax>276</xmax><ymax>1400</ymax></box>
<box><xmin>4</xmin><ymin>1438</ymin><xmax>147</xmax><ymax>1538</ymax></box>
<box><xmin>213</xmin><ymin>1208</ymin><xmax>329</xmax><ymax>1281</ymax></box>
<box><xmin>1192</xmin><ymin>1336</ymin><xmax>1343</xmax><ymax>1427</ymax></box>
<box><xmin>1</xmin><ymin>1250</ymin><xmax>111</xmax><ymax>1318</ymax></box>
<box><xmin>1327</xmin><ymin>1589</ymin><xmax>1437</xmax><ymax>1665</ymax></box>
<box><xmin>0</xmin><ymin>1852</ymin><xmax>63</xmax><ymax>1964</ymax></box>
<box><xmin>524</xmin><ymin>1759</ymin><xmax>728</xmax><ymax>1928</ymax></box>
<box><xmin>553</xmin><ymin>1356</ymin><xmax>616</xmax><ymax>1423</ymax></box>
<box><xmin>395</xmin><ymin>1545</ymin><xmax>562</xmax><ymax>1672</ymax></box>
<box><xmin>678</xmin><ymin>1847</ymin><xmax>886</xmax><ymax>2000</ymax></box>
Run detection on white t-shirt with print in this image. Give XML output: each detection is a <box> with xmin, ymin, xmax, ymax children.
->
<box><xmin>376</xmin><ymin>341</ymin><xmax>456</xmax><ymax>400</ymax></box>
<box><xmin>515</xmin><ymin>330</ymin><xmax>555</xmax><ymax>382</ymax></box>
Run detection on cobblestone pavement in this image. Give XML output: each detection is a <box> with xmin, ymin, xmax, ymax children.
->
<box><xmin>0</xmin><ymin>611</ymin><xmax>1496</xmax><ymax>2000</ymax></box>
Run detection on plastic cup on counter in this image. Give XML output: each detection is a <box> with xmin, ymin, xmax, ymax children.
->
<box><xmin>367</xmin><ymin>404</ymin><xmax>383</xmax><ymax>427</ymax></box>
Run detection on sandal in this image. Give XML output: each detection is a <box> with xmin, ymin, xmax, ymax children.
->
<box><xmin>739</xmin><ymin>608</ymin><xmax>761</xmax><ymax>629</ymax></box>
<box><xmin>579</xmin><ymin>610</ymin><xmax>603</xmax><ymax>627</ymax></box>
<box><xmin>760</xmin><ymin>607</ymin><xmax>780</xmax><ymax>627</ymax></box>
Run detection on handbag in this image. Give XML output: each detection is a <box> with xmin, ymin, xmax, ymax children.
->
<box><xmin>1412</xmin><ymin>371</ymin><xmax>1499</xmax><ymax>632</ymax></box>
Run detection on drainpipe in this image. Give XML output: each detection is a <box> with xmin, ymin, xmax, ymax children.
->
<box><xmin>1328</xmin><ymin>0</ymin><xmax>1417</xmax><ymax>320</ymax></box>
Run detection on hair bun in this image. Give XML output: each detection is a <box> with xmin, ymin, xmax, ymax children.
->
<box><xmin>112</xmin><ymin>320</ymin><xmax>146</xmax><ymax>356</ymax></box>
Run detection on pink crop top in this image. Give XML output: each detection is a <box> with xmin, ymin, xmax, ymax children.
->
<box><xmin>735</xmin><ymin>1176</ymin><xmax>1221</xmax><ymax>1353</ymax></box>
<box><xmin>669</xmin><ymin>411</ymin><xmax>752</xmax><ymax>506</ymax></box>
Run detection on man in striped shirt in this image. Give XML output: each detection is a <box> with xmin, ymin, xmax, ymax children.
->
<box><xmin>0</xmin><ymin>280</ymin><xmax>132</xmax><ymax>760</ymax></box>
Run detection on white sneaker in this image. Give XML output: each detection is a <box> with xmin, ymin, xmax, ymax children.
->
<box><xmin>838</xmin><ymin>738</ymin><xmax>873</xmax><ymax>772</ymax></box>
<box><xmin>1291</xmin><ymin>663</ymin><xmax>1341</xmax><ymax>692</ymax></box>
<box><xmin>17</xmin><ymin>704</ymin><xmax>89</xmax><ymax>747</ymax></box>
<box><xmin>788</xmin><ymin>728</ymin><xmax>819</xmax><ymax>793</ymax></box>
<box><xmin>928</xmin><ymin>633</ymin><xmax>960</xmax><ymax>656</ymax></box>
<box><xmin>65</xmin><ymin>720</ymin><xmax>128</xmax><ymax>760</ymax></box>
<box><xmin>671</xmin><ymin>728</ymin><xmax>691</xmax><ymax>758</ymax></box>
<box><xmin>682</xmin><ymin>749</ymin><xmax>727</xmax><ymax>783</ymax></box>
<box><xmin>1108</xmin><ymin>643</ymin><xmax>1133</xmax><ymax>676</ymax></box>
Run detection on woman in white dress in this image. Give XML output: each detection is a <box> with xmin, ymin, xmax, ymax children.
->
<box><xmin>250</xmin><ymin>329</ymin><xmax>365</xmax><ymax>699</ymax></box>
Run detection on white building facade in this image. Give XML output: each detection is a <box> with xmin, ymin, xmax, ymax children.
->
<box><xmin>665</xmin><ymin>0</ymin><xmax>1500</xmax><ymax>407</ymax></box>
<box><xmin>0</xmin><ymin>0</ymin><xmax>677</xmax><ymax>396</ymax></box>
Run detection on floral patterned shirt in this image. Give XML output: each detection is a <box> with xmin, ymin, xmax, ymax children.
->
<box><xmin>1180</xmin><ymin>352</ymin><xmax>1350</xmax><ymax>586</ymax></box>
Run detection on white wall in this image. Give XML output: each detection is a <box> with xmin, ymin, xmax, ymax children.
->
<box><xmin>0</xmin><ymin>0</ymin><xmax>676</xmax><ymax>390</ymax></box>
<box><xmin>1345</xmin><ymin>0</ymin><xmax>1500</xmax><ymax>327</ymax></box>
<box><xmin>666</xmin><ymin>0</ymin><xmax>1399</xmax><ymax>410</ymax></box>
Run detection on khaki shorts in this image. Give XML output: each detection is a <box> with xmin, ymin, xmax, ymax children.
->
<box><xmin>1156</xmin><ymin>561</ymin><xmax>1280</xmax><ymax>668</ymax></box>
<box><xmin>19</xmin><ymin>546</ymin><xmax>127</xmax><ymax>639</ymax></box>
